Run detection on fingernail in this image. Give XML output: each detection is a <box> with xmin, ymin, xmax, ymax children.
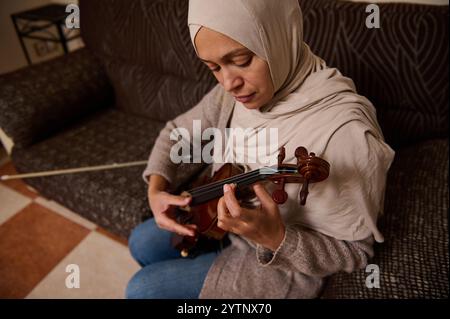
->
<box><xmin>223</xmin><ymin>184</ymin><xmax>230</xmax><ymax>193</ymax></box>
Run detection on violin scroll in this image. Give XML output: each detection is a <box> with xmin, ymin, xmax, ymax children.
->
<box><xmin>294</xmin><ymin>146</ymin><xmax>330</xmax><ymax>205</ymax></box>
<box><xmin>270</xmin><ymin>146</ymin><xmax>330</xmax><ymax>205</ymax></box>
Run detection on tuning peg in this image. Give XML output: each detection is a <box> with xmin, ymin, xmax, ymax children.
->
<box><xmin>277</xmin><ymin>146</ymin><xmax>286</xmax><ymax>166</ymax></box>
<box><xmin>299</xmin><ymin>180</ymin><xmax>309</xmax><ymax>205</ymax></box>
<box><xmin>295</xmin><ymin>146</ymin><xmax>308</xmax><ymax>160</ymax></box>
<box><xmin>272</xmin><ymin>178</ymin><xmax>288</xmax><ymax>204</ymax></box>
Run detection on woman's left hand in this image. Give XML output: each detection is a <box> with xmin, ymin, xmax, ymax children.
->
<box><xmin>217</xmin><ymin>183</ymin><xmax>286</xmax><ymax>251</ymax></box>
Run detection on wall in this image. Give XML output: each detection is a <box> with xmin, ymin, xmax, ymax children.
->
<box><xmin>0</xmin><ymin>0</ymin><xmax>83</xmax><ymax>157</ymax></box>
<box><xmin>0</xmin><ymin>0</ymin><xmax>82</xmax><ymax>75</ymax></box>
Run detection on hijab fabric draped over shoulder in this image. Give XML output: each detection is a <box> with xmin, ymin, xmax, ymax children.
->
<box><xmin>188</xmin><ymin>0</ymin><xmax>395</xmax><ymax>243</ymax></box>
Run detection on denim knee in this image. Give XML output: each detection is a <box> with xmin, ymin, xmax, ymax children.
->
<box><xmin>128</xmin><ymin>221</ymin><xmax>148</xmax><ymax>266</ymax></box>
<box><xmin>125</xmin><ymin>272</ymin><xmax>144</xmax><ymax>299</ymax></box>
<box><xmin>128</xmin><ymin>218</ymin><xmax>179</xmax><ymax>266</ymax></box>
<box><xmin>125</xmin><ymin>251</ymin><xmax>217</xmax><ymax>299</ymax></box>
<box><xmin>125</xmin><ymin>266</ymin><xmax>165</xmax><ymax>299</ymax></box>
<box><xmin>125</xmin><ymin>271</ymin><xmax>146</xmax><ymax>299</ymax></box>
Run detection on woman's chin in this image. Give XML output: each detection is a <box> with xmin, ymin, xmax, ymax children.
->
<box><xmin>242</xmin><ymin>100</ymin><xmax>262</xmax><ymax>109</ymax></box>
<box><xmin>242</xmin><ymin>95</ymin><xmax>273</xmax><ymax>110</ymax></box>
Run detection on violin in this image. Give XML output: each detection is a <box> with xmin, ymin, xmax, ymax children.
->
<box><xmin>171</xmin><ymin>146</ymin><xmax>330</xmax><ymax>257</ymax></box>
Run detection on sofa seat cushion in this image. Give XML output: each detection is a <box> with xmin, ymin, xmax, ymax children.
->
<box><xmin>11</xmin><ymin>108</ymin><xmax>165</xmax><ymax>238</ymax></box>
<box><xmin>321</xmin><ymin>138</ymin><xmax>449</xmax><ymax>298</ymax></box>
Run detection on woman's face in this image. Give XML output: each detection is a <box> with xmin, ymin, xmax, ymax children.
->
<box><xmin>195</xmin><ymin>27</ymin><xmax>274</xmax><ymax>109</ymax></box>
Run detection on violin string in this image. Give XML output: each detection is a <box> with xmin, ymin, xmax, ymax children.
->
<box><xmin>187</xmin><ymin>166</ymin><xmax>282</xmax><ymax>195</ymax></box>
<box><xmin>187</xmin><ymin>166</ymin><xmax>298</xmax><ymax>204</ymax></box>
<box><xmin>189</xmin><ymin>173</ymin><xmax>264</xmax><ymax>199</ymax></box>
<box><xmin>188</xmin><ymin>167</ymin><xmax>298</xmax><ymax>200</ymax></box>
<box><xmin>189</xmin><ymin>174</ymin><xmax>265</xmax><ymax>203</ymax></box>
<box><xmin>188</xmin><ymin>166</ymin><xmax>295</xmax><ymax>195</ymax></box>
<box><xmin>188</xmin><ymin>169</ymin><xmax>262</xmax><ymax>194</ymax></box>
<box><xmin>188</xmin><ymin>170</ymin><xmax>262</xmax><ymax>196</ymax></box>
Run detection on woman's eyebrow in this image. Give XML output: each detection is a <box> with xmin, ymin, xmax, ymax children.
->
<box><xmin>200</xmin><ymin>48</ymin><xmax>251</xmax><ymax>63</ymax></box>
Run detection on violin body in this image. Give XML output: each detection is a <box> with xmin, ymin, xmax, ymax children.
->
<box><xmin>171</xmin><ymin>163</ymin><xmax>245</xmax><ymax>257</ymax></box>
<box><xmin>171</xmin><ymin>146</ymin><xmax>331</xmax><ymax>257</ymax></box>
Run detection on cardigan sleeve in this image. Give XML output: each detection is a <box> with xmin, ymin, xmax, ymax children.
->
<box><xmin>255</xmin><ymin>225</ymin><xmax>374</xmax><ymax>278</ymax></box>
<box><xmin>142</xmin><ymin>84</ymin><xmax>223</xmax><ymax>186</ymax></box>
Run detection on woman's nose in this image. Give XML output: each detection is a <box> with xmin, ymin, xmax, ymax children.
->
<box><xmin>221</xmin><ymin>68</ymin><xmax>244</xmax><ymax>92</ymax></box>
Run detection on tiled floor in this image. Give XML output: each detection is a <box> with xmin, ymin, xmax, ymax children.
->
<box><xmin>0</xmin><ymin>160</ymin><xmax>140</xmax><ymax>299</ymax></box>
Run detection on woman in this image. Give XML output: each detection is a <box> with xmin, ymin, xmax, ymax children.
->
<box><xmin>126</xmin><ymin>0</ymin><xmax>395</xmax><ymax>299</ymax></box>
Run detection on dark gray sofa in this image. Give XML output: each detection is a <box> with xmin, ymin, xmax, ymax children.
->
<box><xmin>0</xmin><ymin>0</ymin><xmax>447</xmax><ymax>298</ymax></box>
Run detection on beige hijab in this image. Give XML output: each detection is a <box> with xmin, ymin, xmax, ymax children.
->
<box><xmin>188</xmin><ymin>0</ymin><xmax>395</xmax><ymax>243</ymax></box>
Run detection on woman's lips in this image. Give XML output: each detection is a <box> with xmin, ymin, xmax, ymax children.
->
<box><xmin>235</xmin><ymin>92</ymin><xmax>256</xmax><ymax>103</ymax></box>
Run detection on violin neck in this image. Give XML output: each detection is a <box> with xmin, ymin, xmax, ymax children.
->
<box><xmin>187</xmin><ymin>168</ymin><xmax>268</xmax><ymax>206</ymax></box>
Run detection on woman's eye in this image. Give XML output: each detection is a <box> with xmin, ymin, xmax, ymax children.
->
<box><xmin>236</xmin><ymin>56</ymin><xmax>253</xmax><ymax>67</ymax></box>
<box><xmin>207</xmin><ymin>56</ymin><xmax>253</xmax><ymax>72</ymax></box>
<box><xmin>206</xmin><ymin>64</ymin><xmax>220</xmax><ymax>72</ymax></box>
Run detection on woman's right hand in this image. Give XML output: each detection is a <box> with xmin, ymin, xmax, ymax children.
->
<box><xmin>148</xmin><ymin>188</ymin><xmax>197</xmax><ymax>237</ymax></box>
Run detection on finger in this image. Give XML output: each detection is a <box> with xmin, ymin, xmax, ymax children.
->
<box><xmin>164</xmin><ymin>193</ymin><xmax>192</xmax><ymax>206</ymax></box>
<box><xmin>217</xmin><ymin>197</ymin><xmax>231</xmax><ymax>222</ymax></box>
<box><xmin>252</xmin><ymin>183</ymin><xmax>276</xmax><ymax>210</ymax></box>
<box><xmin>170</xmin><ymin>222</ymin><xmax>197</xmax><ymax>237</ymax></box>
<box><xmin>223</xmin><ymin>184</ymin><xmax>242</xmax><ymax>218</ymax></box>
<box><xmin>217</xmin><ymin>197</ymin><xmax>236</xmax><ymax>231</ymax></box>
<box><xmin>184</xmin><ymin>224</ymin><xmax>198</xmax><ymax>231</ymax></box>
<box><xmin>157</xmin><ymin>215</ymin><xmax>196</xmax><ymax>237</ymax></box>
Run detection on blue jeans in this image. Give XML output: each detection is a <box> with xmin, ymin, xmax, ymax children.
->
<box><xmin>125</xmin><ymin>218</ymin><xmax>218</xmax><ymax>299</ymax></box>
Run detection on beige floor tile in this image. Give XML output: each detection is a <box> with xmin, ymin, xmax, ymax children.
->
<box><xmin>96</xmin><ymin>227</ymin><xmax>128</xmax><ymax>246</ymax></box>
<box><xmin>34</xmin><ymin>197</ymin><xmax>97</xmax><ymax>231</ymax></box>
<box><xmin>0</xmin><ymin>184</ymin><xmax>32</xmax><ymax>225</ymax></box>
<box><xmin>0</xmin><ymin>203</ymin><xmax>90</xmax><ymax>298</ymax></box>
<box><xmin>26</xmin><ymin>231</ymin><xmax>140</xmax><ymax>299</ymax></box>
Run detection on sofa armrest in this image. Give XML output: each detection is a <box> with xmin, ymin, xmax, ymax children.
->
<box><xmin>0</xmin><ymin>47</ymin><xmax>114</xmax><ymax>151</ymax></box>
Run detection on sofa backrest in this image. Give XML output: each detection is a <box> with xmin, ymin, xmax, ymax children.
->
<box><xmin>80</xmin><ymin>0</ymin><xmax>448</xmax><ymax>148</ymax></box>
<box><xmin>79</xmin><ymin>0</ymin><xmax>217</xmax><ymax>123</ymax></box>
<box><xmin>300</xmin><ymin>0</ymin><xmax>448</xmax><ymax>148</ymax></box>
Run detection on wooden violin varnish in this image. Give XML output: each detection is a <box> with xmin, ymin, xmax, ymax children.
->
<box><xmin>171</xmin><ymin>146</ymin><xmax>330</xmax><ymax>257</ymax></box>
